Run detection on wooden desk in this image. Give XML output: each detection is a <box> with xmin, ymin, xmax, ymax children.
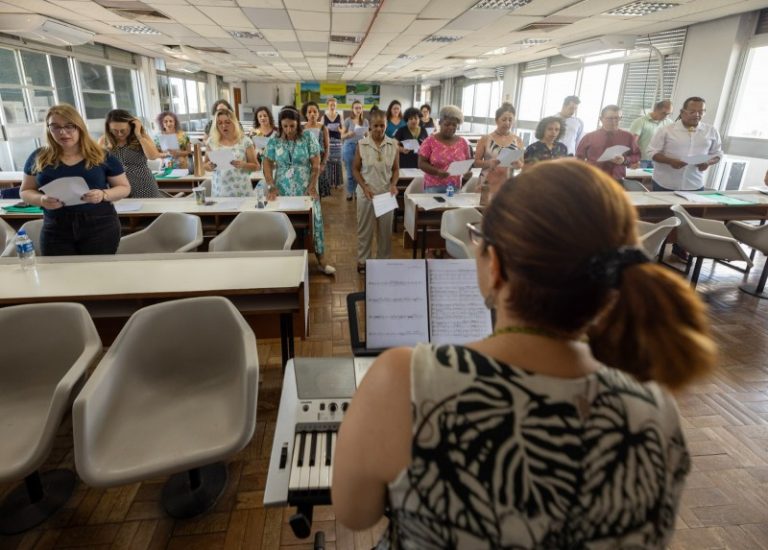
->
<box><xmin>0</xmin><ymin>196</ymin><xmax>315</xmax><ymax>252</ymax></box>
<box><xmin>0</xmin><ymin>250</ymin><xmax>309</xmax><ymax>366</ymax></box>
<box><xmin>0</xmin><ymin>171</ymin><xmax>23</xmax><ymax>188</ymax></box>
<box><xmin>404</xmin><ymin>193</ymin><xmax>481</xmax><ymax>258</ymax></box>
<box><xmin>154</xmin><ymin>171</ymin><xmax>265</xmax><ymax>193</ymax></box>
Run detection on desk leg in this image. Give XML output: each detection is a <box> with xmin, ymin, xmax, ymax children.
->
<box><xmin>280</xmin><ymin>313</ymin><xmax>295</xmax><ymax>371</ymax></box>
<box><xmin>420</xmin><ymin>225</ymin><xmax>428</xmax><ymax>259</ymax></box>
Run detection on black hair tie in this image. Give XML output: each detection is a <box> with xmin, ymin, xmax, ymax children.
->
<box><xmin>587</xmin><ymin>246</ymin><xmax>650</xmax><ymax>288</ymax></box>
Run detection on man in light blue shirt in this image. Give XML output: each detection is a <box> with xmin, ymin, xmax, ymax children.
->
<box><xmin>557</xmin><ymin>96</ymin><xmax>583</xmax><ymax>155</ymax></box>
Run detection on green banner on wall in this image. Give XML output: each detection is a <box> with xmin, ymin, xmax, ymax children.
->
<box><xmin>296</xmin><ymin>81</ymin><xmax>381</xmax><ymax>109</ymax></box>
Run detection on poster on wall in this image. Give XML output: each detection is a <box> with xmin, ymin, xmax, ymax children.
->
<box><xmin>296</xmin><ymin>81</ymin><xmax>381</xmax><ymax>109</ymax></box>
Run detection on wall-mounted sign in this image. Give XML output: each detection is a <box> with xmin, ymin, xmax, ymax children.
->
<box><xmin>297</xmin><ymin>81</ymin><xmax>381</xmax><ymax>109</ymax></box>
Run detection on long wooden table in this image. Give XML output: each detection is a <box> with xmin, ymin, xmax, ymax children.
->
<box><xmin>0</xmin><ymin>250</ymin><xmax>309</xmax><ymax>366</ymax></box>
<box><xmin>403</xmin><ymin>189</ymin><xmax>768</xmax><ymax>257</ymax></box>
<box><xmin>0</xmin><ymin>196</ymin><xmax>315</xmax><ymax>252</ymax></box>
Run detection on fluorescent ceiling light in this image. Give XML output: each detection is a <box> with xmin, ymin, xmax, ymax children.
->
<box><xmin>113</xmin><ymin>24</ymin><xmax>161</xmax><ymax>35</ymax></box>
<box><xmin>605</xmin><ymin>2</ymin><xmax>678</xmax><ymax>16</ymax></box>
<box><xmin>473</xmin><ymin>0</ymin><xmax>532</xmax><ymax>9</ymax></box>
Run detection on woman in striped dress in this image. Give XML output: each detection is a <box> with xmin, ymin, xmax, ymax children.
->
<box><xmin>322</xmin><ymin>97</ymin><xmax>344</xmax><ymax>189</ymax></box>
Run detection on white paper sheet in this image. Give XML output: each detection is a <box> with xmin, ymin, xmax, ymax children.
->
<box><xmin>39</xmin><ymin>176</ymin><xmax>90</xmax><ymax>206</ymax></box>
<box><xmin>597</xmin><ymin>145</ymin><xmax>630</xmax><ymax>162</ymax></box>
<box><xmin>425</xmin><ymin>127</ymin><xmax>436</xmax><ymax>135</ymax></box>
<box><xmin>447</xmin><ymin>159</ymin><xmax>474</xmax><ymax>176</ymax></box>
<box><xmin>683</xmin><ymin>154</ymin><xmax>714</xmax><ymax>165</ymax></box>
<box><xmin>354</xmin><ymin>126</ymin><xmax>367</xmax><ymax>137</ymax></box>
<box><xmin>673</xmin><ymin>191</ymin><xmax>720</xmax><ymax>204</ymax></box>
<box><xmin>372</xmin><ymin>192</ymin><xmax>398</xmax><ymax>217</ymax></box>
<box><xmin>750</xmin><ymin>186</ymin><xmax>768</xmax><ymax>195</ymax></box>
<box><xmin>366</xmin><ymin>260</ymin><xmax>429</xmax><ymax>348</ymax></box>
<box><xmin>158</xmin><ymin>133</ymin><xmax>180</xmax><ymax>151</ymax></box>
<box><xmin>496</xmin><ymin>147</ymin><xmax>523</xmax><ymax>167</ymax></box>
<box><xmin>251</xmin><ymin>136</ymin><xmax>269</xmax><ymax>149</ymax></box>
<box><xmin>276</xmin><ymin>196</ymin><xmax>309</xmax><ymax>211</ymax></box>
<box><xmin>427</xmin><ymin>259</ymin><xmax>492</xmax><ymax>345</ymax></box>
<box><xmin>210</xmin><ymin>199</ymin><xmax>244</xmax><ymax>211</ymax></box>
<box><xmin>401</xmin><ymin>139</ymin><xmax>420</xmax><ymax>152</ymax></box>
<box><xmin>166</xmin><ymin>168</ymin><xmax>189</xmax><ymax>177</ymax></box>
<box><xmin>114</xmin><ymin>201</ymin><xmax>142</xmax><ymax>212</ymax></box>
<box><xmin>207</xmin><ymin>149</ymin><xmax>235</xmax><ymax>169</ymax></box>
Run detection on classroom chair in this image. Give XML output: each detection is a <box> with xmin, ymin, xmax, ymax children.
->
<box><xmin>636</xmin><ymin>216</ymin><xmax>681</xmax><ymax>261</ymax></box>
<box><xmin>440</xmin><ymin>208</ymin><xmax>483</xmax><ymax>259</ymax></box>
<box><xmin>208</xmin><ymin>211</ymin><xmax>295</xmax><ymax>251</ymax></box>
<box><xmin>0</xmin><ymin>303</ymin><xmax>102</xmax><ymax>534</ymax></box>
<box><xmin>1</xmin><ymin>219</ymin><xmax>42</xmax><ymax>257</ymax></box>
<box><xmin>671</xmin><ymin>204</ymin><xmax>752</xmax><ymax>289</ymax></box>
<box><xmin>72</xmin><ymin>297</ymin><xmax>259</xmax><ymax>518</ymax></box>
<box><xmin>727</xmin><ymin>221</ymin><xmax>768</xmax><ymax>298</ymax></box>
<box><xmin>117</xmin><ymin>212</ymin><xmax>203</xmax><ymax>254</ymax></box>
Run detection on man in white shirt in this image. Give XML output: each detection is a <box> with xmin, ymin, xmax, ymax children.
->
<box><xmin>629</xmin><ymin>99</ymin><xmax>673</xmax><ymax>166</ymax></box>
<box><xmin>647</xmin><ymin>96</ymin><xmax>722</xmax><ymax>191</ymax></box>
<box><xmin>557</xmin><ymin>95</ymin><xmax>583</xmax><ymax>155</ymax></box>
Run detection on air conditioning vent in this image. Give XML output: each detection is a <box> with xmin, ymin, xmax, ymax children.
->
<box><xmin>516</xmin><ymin>21</ymin><xmax>572</xmax><ymax>31</ymax></box>
<box><xmin>0</xmin><ymin>15</ymin><xmax>95</xmax><ymax>46</ymax></box>
<box><xmin>93</xmin><ymin>0</ymin><xmax>171</xmax><ymax>22</ymax></box>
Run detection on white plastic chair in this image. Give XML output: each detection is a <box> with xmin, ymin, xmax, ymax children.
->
<box><xmin>727</xmin><ymin>221</ymin><xmax>768</xmax><ymax>298</ymax></box>
<box><xmin>117</xmin><ymin>212</ymin><xmax>203</xmax><ymax>254</ymax></box>
<box><xmin>459</xmin><ymin>177</ymin><xmax>480</xmax><ymax>193</ymax></box>
<box><xmin>0</xmin><ymin>303</ymin><xmax>101</xmax><ymax>534</ymax></box>
<box><xmin>636</xmin><ymin>216</ymin><xmax>681</xmax><ymax>261</ymax></box>
<box><xmin>622</xmin><ymin>178</ymin><xmax>648</xmax><ymax>192</ymax></box>
<box><xmin>440</xmin><ymin>208</ymin><xmax>483</xmax><ymax>259</ymax></box>
<box><xmin>209</xmin><ymin>211</ymin><xmax>295</xmax><ymax>251</ymax></box>
<box><xmin>404</xmin><ymin>176</ymin><xmax>424</xmax><ymax>195</ymax></box>
<box><xmin>72</xmin><ymin>297</ymin><xmax>259</xmax><ymax>518</ymax></box>
<box><xmin>1</xmin><ymin>219</ymin><xmax>42</xmax><ymax>257</ymax></box>
<box><xmin>670</xmin><ymin>204</ymin><xmax>752</xmax><ymax>289</ymax></box>
<box><xmin>0</xmin><ymin>217</ymin><xmax>15</xmax><ymax>255</ymax></box>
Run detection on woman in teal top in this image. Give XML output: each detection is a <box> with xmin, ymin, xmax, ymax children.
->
<box><xmin>263</xmin><ymin>108</ymin><xmax>336</xmax><ymax>275</ymax></box>
<box><xmin>385</xmin><ymin>100</ymin><xmax>405</xmax><ymax>138</ymax></box>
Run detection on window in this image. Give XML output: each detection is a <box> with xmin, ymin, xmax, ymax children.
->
<box><xmin>155</xmin><ymin>73</ymin><xmax>209</xmax><ymax>131</ymax></box>
<box><xmin>50</xmin><ymin>56</ymin><xmax>75</xmax><ymax>106</ymax></box>
<box><xmin>518</xmin><ymin>75</ymin><xmax>545</xmax><ymax>121</ymax></box>
<box><xmin>729</xmin><ymin>45</ymin><xmax>768</xmax><ymax>139</ymax></box>
<box><xmin>542</xmin><ymin>71</ymin><xmax>577</xmax><ymax>118</ymax></box>
<box><xmin>78</xmin><ymin>61</ymin><xmax>113</xmax><ymax>118</ymax></box>
<box><xmin>112</xmin><ymin>67</ymin><xmax>137</xmax><ymax>113</ymax></box>
<box><xmin>459</xmin><ymin>79</ymin><xmax>503</xmax><ymax>133</ymax></box>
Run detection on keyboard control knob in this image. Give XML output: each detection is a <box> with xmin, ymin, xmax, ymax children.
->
<box><xmin>302</xmin><ymin>404</ymin><xmax>309</xmax><ymax>412</ymax></box>
<box><xmin>329</xmin><ymin>402</ymin><xmax>337</xmax><ymax>413</ymax></box>
<box><xmin>341</xmin><ymin>402</ymin><xmax>348</xmax><ymax>412</ymax></box>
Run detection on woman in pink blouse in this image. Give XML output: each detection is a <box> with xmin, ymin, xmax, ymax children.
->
<box><xmin>418</xmin><ymin>105</ymin><xmax>472</xmax><ymax>193</ymax></box>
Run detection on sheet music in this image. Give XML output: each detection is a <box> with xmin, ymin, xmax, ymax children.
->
<box><xmin>39</xmin><ymin>176</ymin><xmax>90</xmax><ymax>206</ymax></box>
<box><xmin>366</xmin><ymin>260</ymin><xmax>429</xmax><ymax>348</ymax></box>
<box><xmin>427</xmin><ymin>259</ymin><xmax>492</xmax><ymax>345</ymax></box>
<box><xmin>372</xmin><ymin>192</ymin><xmax>398</xmax><ymax>217</ymax></box>
<box><xmin>158</xmin><ymin>133</ymin><xmax>180</xmax><ymax>151</ymax></box>
<box><xmin>496</xmin><ymin>148</ymin><xmax>523</xmax><ymax>167</ymax></box>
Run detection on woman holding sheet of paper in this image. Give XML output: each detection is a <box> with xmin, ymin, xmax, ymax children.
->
<box><xmin>154</xmin><ymin>111</ymin><xmax>189</xmax><ymax>170</ymax></box>
<box><xmin>204</xmin><ymin>108</ymin><xmax>260</xmax><ymax>197</ymax></box>
<box><xmin>21</xmin><ymin>104</ymin><xmax>130</xmax><ymax>255</ymax></box>
<box><xmin>474</xmin><ymin>102</ymin><xmax>524</xmax><ymax>179</ymax></box>
<box><xmin>333</xmin><ymin>160</ymin><xmax>716</xmax><ymax>548</ymax></box>
<box><xmin>99</xmin><ymin>109</ymin><xmax>162</xmax><ymax>198</ymax></box>
<box><xmin>341</xmin><ymin>100</ymin><xmax>369</xmax><ymax>201</ymax></box>
<box><xmin>394</xmin><ymin>107</ymin><xmax>428</xmax><ymax>170</ymax></box>
<box><xmin>302</xmin><ymin>102</ymin><xmax>331</xmax><ymax>198</ymax></box>
<box><xmin>352</xmin><ymin>109</ymin><xmax>399</xmax><ymax>273</ymax></box>
<box><xmin>263</xmin><ymin>108</ymin><xmax>335</xmax><ymax>275</ymax></box>
<box><xmin>417</xmin><ymin>105</ymin><xmax>472</xmax><ymax>193</ymax></box>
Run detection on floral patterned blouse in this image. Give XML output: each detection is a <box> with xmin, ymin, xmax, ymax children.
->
<box><xmin>208</xmin><ymin>136</ymin><xmax>255</xmax><ymax>197</ymax></box>
<box><xmin>418</xmin><ymin>134</ymin><xmax>471</xmax><ymax>189</ymax></box>
<box><xmin>153</xmin><ymin>131</ymin><xmax>190</xmax><ymax>169</ymax></box>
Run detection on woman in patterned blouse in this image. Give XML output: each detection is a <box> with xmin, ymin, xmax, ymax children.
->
<box><xmin>334</xmin><ymin>160</ymin><xmax>716</xmax><ymax>549</ymax></box>
<box><xmin>524</xmin><ymin>115</ymin><xmax>569</xmax><ymax>167</ymax></box>
<box><xmin>204</xmin><ymin>108</ymin><xmax>259</xmax><ymax>197</ymax></box>
<box><xmin>154</xmin><ymin>110</ymin><xmax>189</xmax><ymax>170</ymax></box>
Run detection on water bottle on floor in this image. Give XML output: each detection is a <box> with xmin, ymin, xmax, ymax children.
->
<box><xmin>15</xmin><ymin>229</ymin><xmax>36</xmax><ymax>270</ymax></box>
<box><xmin>256</xmin><ymin>181</ymin><xmax>266</xmax><ymax>209</ymax></box>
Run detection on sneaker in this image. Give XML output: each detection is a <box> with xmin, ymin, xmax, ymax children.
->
<box><xmin>319</xmin><ymin>264</ymin><xmax>336</xmax><ymax>275</ymax></box>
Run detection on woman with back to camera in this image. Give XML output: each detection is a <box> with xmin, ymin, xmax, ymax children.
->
<box><xmin>394</xmin><ymin>107</ymin><xmax>428</xmax><ymax>170</ymax></box>
<box><xmin>154</xmin><ymin>110</ymin><xmax>189</xmax><ymax>170</ymax></box>
<box><xmin>204</xmin><ymin>108</ymin><xmax>259</xmax><ymax>197</ymax></box>
<box><xmin>21</xmin><ymin>104</ymin><xmax>130</xmax><ymax>255</ymax></box>
<box><xmin>99</xmin><ymin>109</ymin><xmax>162</xmax><ymax>198</ymax></box>
<box><xmin>263</xmin><ymin>108</ymin><xmax>335</xmax><ymax>275</ymax></box>
<box><xmin>333</xmin><ymin>160</ymin><xmax>716</xmax><ymax>549</ymax></box>
<box><xmin>340</xmin><ymin>100</ymin><xmax>369</xmax><ymax>201</ymax></box>
<box><xmin>474</xmin><ymin>102</ymin><xmax>524</xmax><ymax>180</ymax></box>
<box><xmin>418</xmin><ymin>105</ymin><xmax>472</xmax><ymax>193</ymax></box>
<box><xmin>385</xmin><ymin>100</ymin><xmax>405</xmax><ymax>138</ymax></box>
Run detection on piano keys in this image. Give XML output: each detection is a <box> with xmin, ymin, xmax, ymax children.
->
<box><xmin>264</xmin><ymin>357</ymin><xmax>375</xmax><ymax>508</ymax></box>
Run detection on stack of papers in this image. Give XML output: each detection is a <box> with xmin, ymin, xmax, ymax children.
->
<box><xmin>674</xmin><ymin>191</ymin><xmax>755</xmax><ymax>206</ymax></box>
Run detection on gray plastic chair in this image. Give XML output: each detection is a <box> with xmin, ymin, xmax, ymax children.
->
<box><xmin>459</xmin><ymin>176</ymin><xmax>480</xmax><ymax>193</ymax></box>
<box><xmin>209</xmin><ymin>211</ymin><xmax>296</xmax><ymax>251</ymax></box>
<box><xmin>1</xmin><ymin>219</ymin><xmax>42</xmax><ymax>257</ymax></box>
<box><xmin>727</xmin><ymin>221</ymin><xmax>768</xmax><ymax>298</ymax></box>
<box><xmin>0</xmin><ymin>303</ymin><xmax>101</xmax><ymax>534</ymax></box>
<box><xmin>622</xmin><ymin>178</ymin><xmax>648</xmax><ymax>192</ymax></box>
<box><xmin>440</xmin><ymin>208</ymin><xmax>483</xmax><ymax>259</ymax></box>
<box><xmin>671</xmin><ymin>204</ymin><xmax>752</xmax><ymax>289</ymax></box>
<box><xmin>637</xmin><ymin>216</ymin><xmax>681</xmax><ymax>260</ymax></box>
<box><xmin>0</xmin><ymin>217</ymin><xmax>15</xmax><ymax>255</ymax></box>
<box><xmin>73</xmin><ymin>296</ymin><xmax>259</xmax><ymax>518</ymax></box>
<box><xmin>404</xmin><ymin>176</ymin><xmax>424</xmax><ymax>195</ymax></box>
<box><xmin>117</xmin><ymin>212</ymin><xmax>203</xmax><ymax>254</ymax></box>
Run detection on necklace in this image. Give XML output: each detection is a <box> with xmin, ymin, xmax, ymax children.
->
<box><xmin>491</xmin><ymin>325</ymin><xmax>588</xmax><ymax>342</ymax></box>
<box><xmin>494</xmin><ymin>130</ymin><xmax>511</xmax><ymax>137</ymax></box>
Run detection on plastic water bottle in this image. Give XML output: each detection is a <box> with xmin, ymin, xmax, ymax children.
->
<box><xmin>15</xmin><ymin>229</ymin><xmax>36</xmax><ymax>270</ymax></box>
<box><xmin>446</xmin><ymin>184</ymin><xmax>455</xmax><ymax>198</ymax></box>
<box><xmin>256</xmin><ymin>182</ymin><xmax>266</xmax><ymax>209</ymax></box>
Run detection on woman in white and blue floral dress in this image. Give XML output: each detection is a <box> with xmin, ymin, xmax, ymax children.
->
<box><xmin>263</xmin><ymin>108</ymin><xmax>335</xmax><ymax>275</ymax></box>
<box><xmin>204</xmin><ymin>108</ymin><xmax>259</xmax><ymax>197</ymax></box>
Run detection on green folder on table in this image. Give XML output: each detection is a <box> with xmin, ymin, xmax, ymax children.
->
<box><xmin>2</xmin><ymin>205</ymin><xmax>43</xmax><ymax>214</ymax></box>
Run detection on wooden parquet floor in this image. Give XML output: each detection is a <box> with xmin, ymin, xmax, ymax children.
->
<box><xmin>2</xmin><ymin>186</ymin><xmax>768</xmax><ymax>550</ymax></box>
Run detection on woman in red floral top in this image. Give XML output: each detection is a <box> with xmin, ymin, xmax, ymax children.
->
<box><xmin>418</xmin><ymin>105</ymin><xmax>472</xmax><ymax>193</ymax></box>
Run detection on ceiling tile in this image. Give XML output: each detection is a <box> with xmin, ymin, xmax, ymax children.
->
<box><xmin>331</xmin><ymin>11</ymin><xmax>375</xmax><ymax>33</ymax></box>
<box><xmin>196</xmin><ymin>6</ymin><xmax>248</xmax><ymax>26</ymax></box>
<box><xmin>381</xmin><ymin>0</ymin><xmax>430</xmax><ymax>14</ymax></box>
<box><xmin>185</xmin><ymin>24</ymin><xmax>232</xmax><ymax>37</ymax></box>
<box><xmin>235</xmin><ymin>0</ymin><xmax>284</xmax><ymax>6</ymax></box>
<box><xmin>289</xmin><ymin>10</ymin><xmax>331</xmax><ymax>30</ymax></box>
<box><xmin>242</xmin><ymin>7</ymin><xmax>293</xmax><ymax>28</ymax></box>
<box><xmin>172</xmin><ymin>8</ymin><xmax>216</xmax><ymax>25</ymax></box>
<box><xmin>402</xmin><ymin>18</ymin><xmax>450</xmax><ymax>35</ymax></box>
<box><xmin>283</xmin><ymin>0</ymin><xmax>328</xmax><ymax>12</ymax></box>
<box><xmin>419</xmin><ymin>0</ymin><xmax>476</xmax><ymax>19</ymax></box>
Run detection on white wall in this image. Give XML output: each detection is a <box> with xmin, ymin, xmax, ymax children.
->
<box><xmin>243</xmin><ymin>82</ymin><xmax>295</xmax><ymax>109</ymax></box>
<box><xmin>380</xmin><ymin>84</ymin><xmax>415</xmax><ymax>109</ymax></box>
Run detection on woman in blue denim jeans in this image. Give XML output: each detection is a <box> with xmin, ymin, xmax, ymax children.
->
<box><xmin>340</xmin><ymin>100</ymin><xmax>369</xmax><ymax>200</ymax></box>
<box><xmin>20</xmin><ymin>104</ymin><xmax>130</xmax><ymax>256</ymax></box>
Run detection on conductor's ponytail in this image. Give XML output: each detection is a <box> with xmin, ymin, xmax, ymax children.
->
<box><xmin>589</xmin><ymin>262</ymin><xmax>716</xmax><ymax>390</ymax></box>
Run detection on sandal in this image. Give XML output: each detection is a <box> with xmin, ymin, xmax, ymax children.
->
<box><xmin>357</xmin><ymin>263</ymin><xmax>366</xmax><ymax>273</ymax></box>
<box><xmin>318</xmin><ymin>264</ymin><xmax>337</xmax><ymax>275</ymax></box>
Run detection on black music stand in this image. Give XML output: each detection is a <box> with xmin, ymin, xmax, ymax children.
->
<box><xmin>346</xmin><ymin>292</ymin><xmax>386</xmax><ymax>357</ymax></box>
